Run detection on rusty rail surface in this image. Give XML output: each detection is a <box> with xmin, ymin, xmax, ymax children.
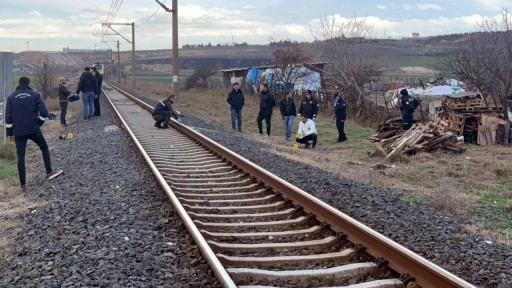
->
<box><xmin>106</xmin><ymin>82</ymin><xmax>477</xmax><ymax>288</ymax></box>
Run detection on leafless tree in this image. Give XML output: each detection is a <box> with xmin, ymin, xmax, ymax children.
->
<box><xmin>185</xmin><ymin>66</ymin><xmax>216</xmax><ymax>90</ymax></box>
<box><xmin>271</xmin><ymin>40</ymin><xmax>314</xmax><ymax>94</ymax></box>
<box><xmin>32</xmin><ymin>61</ymin><xmax>57</xmax><ymax>100</ymax></box>
<box><xmin>311</xmin><ymin>14</ymin><xmax>382</xmax><ymax>118</ymax></box>
<box><xmin>438</xmin><ymin>8</ymin><xmax>512</xmax><ymax>117</ymax></box>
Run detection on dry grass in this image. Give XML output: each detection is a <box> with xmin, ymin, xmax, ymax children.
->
<box><xmin>123</xmin><ymin>81</ymin><xmax>512</xmax><ymax>244</ymax></box>
<box><xmin>0</xmin><ymin>97</ymin><xmax>72</xmax><ymax>259</ymax></box>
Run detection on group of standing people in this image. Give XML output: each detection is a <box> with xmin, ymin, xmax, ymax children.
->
<box><xmin>5</xmin><ymin>67</ymin><xmax>104</xmax><ymax>190</ymax></box>
<box><xmin>225</xmin><ymin>83</ymin><xmax>348</xmax><ymax>149</ymax></box>
<box><xmin>57</xmin><ymin>66</ymin><xmax>103</xmax><ymax>126</ymax></box>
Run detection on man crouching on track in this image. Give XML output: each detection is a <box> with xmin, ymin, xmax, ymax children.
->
<box><xmin>152</xmin><ymin>94</ymin><xmax>180</xmax><ymax>129</ymax></box>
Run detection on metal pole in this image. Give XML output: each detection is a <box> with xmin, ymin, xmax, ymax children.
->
<box><xmin>132</xmin><ymin>22</ymin><xmax>136</xmax><ymax>89</ymax></box>
<box><xmin>117</xmin><ymin>40</ymin><xmax>121</xmax><ymax>83</ymax></box>
<box><xmin>0</xmin><ymin>52</ymin><xmax>13</xmax><ymax>144</ymax></box>
<box><xmin>172</xmin><ymin>0</ymin><xmax>179</xmax><ymax>100</ymax></box>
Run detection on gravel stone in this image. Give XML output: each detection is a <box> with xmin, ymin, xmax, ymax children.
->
<box><xmin>0</xmin><ymin>98</ymin><xmax>220</xmax><ymax>288</ymax></box>
<box><xmin>178</xmin><ymin>111</ymin><xmax>512</xmax><ymax>288</ymax></box>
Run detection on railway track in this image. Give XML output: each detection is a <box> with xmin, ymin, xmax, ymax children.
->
<box><xmin>103</xmin><ymin>82</ymin><xmax>477</xmax><ymax>288</ymax></box>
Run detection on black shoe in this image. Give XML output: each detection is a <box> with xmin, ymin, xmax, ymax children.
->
<box><xmin>154</xmin><ymin>122</ymin><xmax>162</xmax><ymax>128</ymax></box>
<box><xmin>161</xmin><ymin>124</ymin><xmax>169</xmax><ymax>129</ymax></box>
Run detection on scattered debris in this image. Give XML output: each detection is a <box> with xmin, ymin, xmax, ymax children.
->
<box><xmin>368</xmin><ymin>121</ymin><xmax>465</xmax><ymax>159</ymax></box>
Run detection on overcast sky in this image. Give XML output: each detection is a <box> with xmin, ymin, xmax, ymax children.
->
<box><xmin>0</xmin><ymin>0</ymin><xmax>510</xmax><ymax>52</ymax></box>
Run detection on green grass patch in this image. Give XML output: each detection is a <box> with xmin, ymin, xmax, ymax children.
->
<box><xmin>402</xmin><ymin>194</ymin><xmax>422</xmax><ymax>205</ymax></box>
<box><xmin>0</xmin><ymin>158</ymin><xmax>18</xmax><ymax>187</ymax></box>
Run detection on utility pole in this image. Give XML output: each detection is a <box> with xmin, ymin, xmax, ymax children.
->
<box><xmin>26</xmin><ymin>41</ymin><xmax>29</xmax><ymax>51</ymax></box>
<box><xmin>117</xmin><ymin>40</ymin><xmax>121</xmax><ymax>83</ymax></box>
<box><xmin>102</xmin><ymin>22</ymin><xmax>136</xmax><ymax>89</ymax></box>
<box><xmin>155</xmin><ymin>0</ymin><xmax>179</xmax><ymax>100</ymax></box>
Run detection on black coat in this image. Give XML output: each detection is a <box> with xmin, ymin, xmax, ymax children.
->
<box><xmin>259</xmin><ymin>90</ymin><xmax>275</xmax><ymax>111</ymax></box>
<box><xmin>94</xmin><ymin>72</ymin><xmax>103</xmax><ymax>92</ymax></box>
<box><xmin>5</xmin><ymin>85</ymin><xmax>49</xmax><ymax>137</ymax></box>
<box><xmin>298</xmin><ymin>97</ymin><xmax>318</xmax><ymax>119</ymax></box>
<box><xmin>334</xmin><ymin>98</ymin><xmax>347</xmax><ymax>120</ymax></box>
<box><xmin>227</xmin><ymin>89</ymin><xmax>245</xmax><ymax>110</ymax></box>
<box><xmin>279</xmin><ymin>98</ymin><xmax>296</xmax><ymax>116</ymax></box>
<box><xmin>400</xmin><ymin>95</ymin><xmax>419</xmax><ymax>122</ymax></box>
<box><xmin>58</xmin><ymin>84</ymin><xmax>71</xmax><ymax>102</ymax></box>
<box><xmin>152</xmin><ymin>98</ymin><xmax>179</xmax><ymax>119</ymax></box>
<box><xmin>76</xmin><ymin>71</ymin><xmax>98</xmax><ymax>94</ymax></box>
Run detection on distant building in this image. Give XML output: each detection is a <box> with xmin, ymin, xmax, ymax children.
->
<box><xmin>412</xmin><ymin>32</ymin><xmax>420</xmax><ymax>38</ymax></box>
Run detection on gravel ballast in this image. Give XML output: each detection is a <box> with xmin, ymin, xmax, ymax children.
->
<box><xmin>0</xmin><ymin>99</ymin><xmax>220</xmax><ymax>288</ymax></box>
<box><xmin>180</xmin><ymin>113</ymin><xmax>512</xmax><ymax>288</ymax></box>
<box><xmin>1</xmin><ymin>92</ymin><xmax>510</xmax><ymax>288</ymax></box>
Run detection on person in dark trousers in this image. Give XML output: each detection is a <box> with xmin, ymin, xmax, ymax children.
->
<box><xmin>76</xmin><ymin>67</ymin><xmax>98</xmax><ymax>120</ymax></box>
<box><xmin>57</xmin><ymin>77</ymin><xmax>70</xmax><ymax>127</ymax></box>
<box><xmin>279</xmin><ymin>91</ymin><xmax>296</xmax><ymax>140</ymax></box>
<box><xmin>226</xmin><ymin>82</ymin><xmax>245</xmax><ymax>132</ymax></box>
<box><xmin>296</xmin><ymin>115</ymin><xmax>318</xmax><ymax>148</ymax></box>
<box><xmin>298</xmin><ymin>90</ymin><xmax>318</xmax><ymax>121</ymax></box>
<box><xmin>91</xmin><ymin>67</ymin><xmax>103</xmax><ymax>116</ymax></box>
<box><xmin>152</xmin><ymin>94</ymin><xmax>180</xmax><ymax>129</ymax></box>
<box><xmin>5</xmin><ymin>77</ymin><xmax>63</xmax><ymax>190</ymax></box>
<box><xmin>399</xmin><ymin>89</ymin><xmax>420</xmax><ymax>130</ymax></box>
<box><xmin>256</xmin><ymin>83</ymin><xmax>275</xmax><ymax>137</ymax></box>
<box><xmin>334</xmin><ymin>92</ymin><xmax>348</xmax><ymax>142</ymax></box>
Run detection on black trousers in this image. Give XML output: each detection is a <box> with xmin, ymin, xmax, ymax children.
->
<box><xmin>336</xmin><ymin>118</ymin><xmax>347</xmax><ymax>141</ymax></box>
<box><xmin>296</xmin><ymin>133</ymin><xmax>317</xmax><ymax>147</ymax></box>
<box><xmin>257</xmin><ymin>110</ymin><xmax>272</xmax><ymax>135</ymax></box>
<box><xmin>59</xmin><ymin>101</ymin><xmax>68</xmax><ymax>125</ymax></box>
<box><xmin>14</xmin><ymin>129</ymin><xmax>52</xmax><ymax>185</ymax></box>
<box><xmin>93</xmin><ymin>92</ymin><xmax>101</xmax><ymax>116</ymax></box>
<box><xmin>153</xmin><ymin>114</ymin><xmax>170</xmax><ymax>127</ymax></box>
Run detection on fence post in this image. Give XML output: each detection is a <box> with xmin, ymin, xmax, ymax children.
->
<box><xmin>0</xmin><ymin>52</ymin><xmax>14</xmax><ymax>145</ymax></box>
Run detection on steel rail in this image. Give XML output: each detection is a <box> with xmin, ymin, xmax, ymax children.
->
<box><xmin>103</xmin><ymin>83</ymin><xmax>237</xmax><ymax>288</ymax></box>
<box><xmin>106</xmin><ymin>82</ymin><xmax>477</xmax><ymax>288</ymax></box>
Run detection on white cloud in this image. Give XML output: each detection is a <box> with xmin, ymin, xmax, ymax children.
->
<box><xmin>376</xmin><ymin>5</ymin><xmax>387</xmax><ymax>10</ymax></box>
<box><xmin>473</xmin><ymin>0</ymin><xmax>512</xmax><ymax>11</ymax></box>
<box><xmin>401</xmin><ymin>4</ymin><xmax>414</xmax><ymax>10</ymax></box>
<box><xmin>417</xmin><ymin>4</ymin><xmax>443</xmax><ymax>10</ymax></box>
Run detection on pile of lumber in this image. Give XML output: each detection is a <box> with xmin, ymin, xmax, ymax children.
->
<box><xmin>435</xmin><ymin>93</ymin><xmax>503</xmax><ymax>142</ymax></box>
<box><xmin>368</xmin><ymin>121</ymin><xmax>465</xmax><ymax>159</ymax></box>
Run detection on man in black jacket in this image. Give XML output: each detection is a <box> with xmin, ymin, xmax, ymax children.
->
<box><xmin>152</xmin><ymin>94</ymin><xmax>180</xmax><ymax>129</ymax></box>
<box><xmin>279</xmin><ymin>91</ymin><xmax>296</xmax><ymax>140</ymax></box>
<box><xmin>298</xmin><ymin>90</ymin><xmax>318</xmax><ymax>121</ymax></box>
<box><xmin>399</xmin><ymin>89</ymin><xmax>420</xmax><ymax>130</ymax></box>
<box><xmin>5</xmin><ymin>77</ymin><xmax>63</xmax><ymax>190</ymax></box>
<box><xmin>256</xmin><ymin>83</ymin><xmax>275</xmax><ymax>136</ymax></box>
<box><xmin>76</xmin><ymin>67</ymin><xmax>98</xmax><ymax>120</ymax></box>
<box><xmin>334</xmin><ymin>92</ymin><xmax>348</xmax><ymax>142</ymax></box>
<box><xmin>226</xmin><ymin>82</ymin><xmax>245</xmax><ymax>132</ymax></box>
<box><xmin>57</xmin><ymin>77</ymin><xmax>70</xmax><ymax>127</ymax></box>
<box><xmin>91</xmin><ymin>67</ymin><xmax>103</xmax><ymax>116</ymax></box>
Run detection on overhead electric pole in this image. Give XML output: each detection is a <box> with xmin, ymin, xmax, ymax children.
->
<box><xmin>155</xmin><ymin>0</ymin><xmax>179</xmax><ymax>100</ymax></box>
<box><xmin>102</xmin><ymin>22</ymin><xmax>136</xmax><ymax>89</ymax></box>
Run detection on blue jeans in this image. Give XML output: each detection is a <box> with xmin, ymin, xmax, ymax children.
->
<box><xmin>231</xmin><ymin>108</ymin><xmax>242</xmax><ymax>131</ymax></box>
<box><xmin>283</xmin><ymin>116</ymin><xmax>294</xmax><ymax>139</ymax></box>
<box><xmin>82</xmin><ymin>92</ymin><xmax>95</xmax><ymax>119</ymax></box>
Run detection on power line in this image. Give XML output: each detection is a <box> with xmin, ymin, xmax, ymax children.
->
<box><xmin>138</xmin><ymin>0</ymin><xmax>166</xmax><ymax>28</ymax></box>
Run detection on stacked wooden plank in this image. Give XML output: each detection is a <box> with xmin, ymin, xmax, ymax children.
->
<box><xmin>435</xmin><ymin>93</ymin><xmax>503</xmax><ymax>143</ymax></box>
<box><xmin>368</xmin><ymin>121</ymin><xmax>465</xmax><ymax>158</ymax></box>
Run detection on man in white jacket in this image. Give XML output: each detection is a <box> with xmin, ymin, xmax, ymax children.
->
<box><xmin>296</xmin><ymin>115</ymin><xmax>318</xmax><ymax>148</ymax></box>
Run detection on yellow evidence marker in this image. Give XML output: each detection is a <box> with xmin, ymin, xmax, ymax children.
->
<box><xmin>67</xmin><ymin>132</ymin><xmax>74</xmax><ymax>139</ymax></box>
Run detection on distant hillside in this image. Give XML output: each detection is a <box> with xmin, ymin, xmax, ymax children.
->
<box><xmin>14</xmin><ymin>33</ymin><xmax>469</xmax><ymax>74</ymax></box>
